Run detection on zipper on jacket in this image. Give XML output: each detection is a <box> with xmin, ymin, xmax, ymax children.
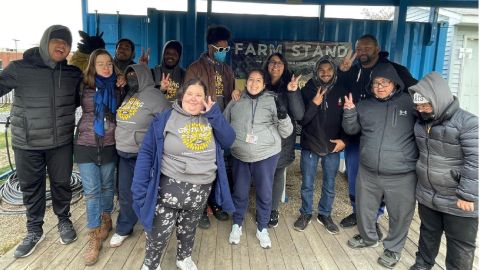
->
<box><xmin>392</xmin><ymin>105</ymin><xmax>398</xmax><ymax>127</ymax></box>
<box><xmin>52</xmin><ymin>66</ymin><xmax>58</xmax><ymax>146</ymax></box>
<box><xmin>377</xmin><ymin>101</ymin><xmax>389</xmax><ymax>173</ymax></box>
<box><xmin>424</xmin><ymin>123</ymin><xmax>437</xmax><ymax>207</ymax></box>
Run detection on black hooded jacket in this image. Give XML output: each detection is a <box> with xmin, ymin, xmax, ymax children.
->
<box><xmin>301</xmin><ymin>56</ymin><xmax>348</xmax><ymax>156</ymax></box>
<box><xmin>0</xmin><ymin>25</ymin><xmax>82</xmax><ymax>150</ymax></box>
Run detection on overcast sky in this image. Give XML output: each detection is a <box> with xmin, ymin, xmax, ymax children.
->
<box><xmin>1</xmin><ymin>0</ymin><xmax>391</xmax><ymax>50</ymax></box>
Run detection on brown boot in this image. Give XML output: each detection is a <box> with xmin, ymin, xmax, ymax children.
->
<box><xmin>99</xmin><ymin>213</ymin><xmax>112</xmax><ymax>241</ymax></box>
<box><xmin>84</xmin><ymin>227</ymin><xmax>102</xmax><ymax>266</ymax></box>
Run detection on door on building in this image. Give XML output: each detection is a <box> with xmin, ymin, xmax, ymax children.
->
<box><xmin>459</xmin><ymin>36</ymin><xmax>478</xmax><ymax>115</ymax></box>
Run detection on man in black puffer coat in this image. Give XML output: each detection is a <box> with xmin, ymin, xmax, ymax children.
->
<box><xmin>0</xmin><ymin>25</ymin><xmax>82</xmax><ymax>258</ymax></box>
<box><xmin>409</xmin><ymin>72</ymin><xmax>478</xmax><ymax>270</ymax></box>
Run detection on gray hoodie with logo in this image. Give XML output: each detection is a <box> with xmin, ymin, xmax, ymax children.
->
<box><xmin>224</xmin><ymin>90</ymin><xmax>293</xmax><ymax>163</ymax></box>
<box><xmin>115</xmin><ymin>64</ymin><xmax>170</xmax><ymax>154</ymax></box>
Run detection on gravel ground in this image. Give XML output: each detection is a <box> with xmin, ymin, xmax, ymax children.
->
<box><xmin>0</xmin><ymin>151</ymin><xmax>352</xmax><ymax>256</ymax></box>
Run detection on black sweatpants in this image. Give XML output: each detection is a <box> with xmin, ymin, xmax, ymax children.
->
<box><xmin>143</xmin><ymin>176</ymin><xmax>212</xmax><ymax>269</ymax></box>
<box><xmin>14</xmin><ymin>144</ymin><xmax>73</xmax><ymax>235</ymax></box>
<box><xmin>415</xmin><ymin>203</ymin><xmax>478</xmax><ymax>270</ymax></box>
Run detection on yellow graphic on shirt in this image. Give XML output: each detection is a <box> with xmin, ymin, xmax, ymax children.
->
<box><xmin>117</xmin><ymin>97</ymin><xmax>144</xmax><ymax>120</ymax></box>
<box><xmin>214</xmin><ymin>71</ymin><xmax>224</xmax><ymax>96</ymax></box>
<box><xmin>165</xmin><ymin>79</ymin><xmax>180</xmax><ymax>100</ymax></box>
<box><xmin>178</xmin><ymin>122</ymin><xmax>213</xmax><ymax>151</ymax></box>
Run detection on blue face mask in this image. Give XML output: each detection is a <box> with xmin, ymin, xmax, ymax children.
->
<box><xmin>213</xmin><ymin>50</ymin><xmax>227</xmax><ymax>62</ymax></box>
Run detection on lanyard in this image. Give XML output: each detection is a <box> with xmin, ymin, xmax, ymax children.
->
<box><xmin>250</xmin><ymin>98</ymin><xmax>259</xmax><ymax>132</ymax></box>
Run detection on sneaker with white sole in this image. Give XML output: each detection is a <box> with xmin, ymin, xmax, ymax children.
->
<box><xmin>13</xmin><ymin>232</ymin><xmax>45</xmax><ymax>258</ymax></box>
<box><xmin>229</xmin><ymin>224</ymin><xmax>242</xmax><ymax>245</ymax></box>
<box><xmin>140</xmin><ymin>263</ymin><xmax>161</xmax><ymax>270</ymax></box>
<box><xmin>176</xmin><ymin>256</ymin><xmax>197</xmax><ymax>270</ymax></box>
<box><xmin>256</xmin><ymin>228</ymin><xmax>271</xmax><ymax>249</ymax></box>
<box><xmin>109</xmin><ymin>233</ymin><xmax>129</xmax><ymax>247</ymax></box>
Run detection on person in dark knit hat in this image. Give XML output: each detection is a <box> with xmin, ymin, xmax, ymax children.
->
<box><xmin>0</xmin><ymin>24</ymin><xmax>82</xmax><ymax>258</ymax></box>
<box><xmin>152</xmin><ymin>40</ymin><xmax>186</xmax><ymax>103</ymax></box>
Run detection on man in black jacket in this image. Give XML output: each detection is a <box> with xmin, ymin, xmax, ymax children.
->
<box><xmin>294</xmin><ymin>56</ymin><xmax>347</xmax><ymax>234</ymax></box>
<box><xmin>339</xmin><ymin>34</ymin><xmax>417</xmax><ymax>233</ymax></box>
<box><xmin>0</xmin><ymin>25</ymin><xmax>82</xmax><ymax>258</ymax></box>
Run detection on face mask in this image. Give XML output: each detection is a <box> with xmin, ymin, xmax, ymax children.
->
<box><xmin>127</xmin><ymin>76</ymin><xmax>139</xmax><ymax>92</ymax></box>
<box><xmin>420</xmin><ymin>112</ymin><xmax>435</xmax><ymax>121</ymax></box>
<box><xmin>213</xmin><ymin>50</ymin><xmax>227</xmax><ymax>62</ymax></box>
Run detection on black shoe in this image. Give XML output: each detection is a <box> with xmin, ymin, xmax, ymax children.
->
<box><xmin>340</xmin><ymin>213</ymin><xmax>357</xmax><ymax>228</ymax></box>
<box><xmin>378</xmin><ymin>249</ymin><xmax>401</xmax><ymax>269</ymax></box>
<box><xmin>13</xmin><ymin>232</ymin><xmax>45</xmax><ymax>258</ymax></box>
<box><xmin>347</xmin><ymin>234</ymin><xmax>379</xmax><ymax>249</ymax></box>
<box><xmin>211</xmin><ymin>204</ymin><xmax>229</xmax><ymax>221</ymax></box>
<box><xmin>317</xmin><ymin>215</ymin><xmax>340</xmax><ymax>234</ymax></box>
<box><xmin>58</xmin><ymin>219</ymin><xmax>77</xmax><ymax>245</ymax></box>
<box><xmin>198</xmin><ymin>211</ymin><xmax>211</xmax><ymax>229</ymax></box>
<box><xmin>376</xmin><ymin>222</ymin><xmax>384</xmax><ymax>241</ymax></box>
<box><xmin>409</xmin><ymin>263</ymin><xmax>432</xmax><ymax>270</ymax></box>
<box><xmin>293</xmin><ymin>214</ymin><xmax>312</xmax><ymax>231</ymax></box>
<box><xmin>268</xmin><ymin>210</ymin><xmax>279</xmax><ymax>228</ymax></box>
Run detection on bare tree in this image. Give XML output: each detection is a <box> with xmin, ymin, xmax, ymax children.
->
<box><xmin>362</xmin><ymin>7</ymin><xmax>395</xmax><ymax>20</ymax></box>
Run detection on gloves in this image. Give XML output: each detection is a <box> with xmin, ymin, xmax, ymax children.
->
<box><xmin>77</xmin><ymin>31</ymin><xmax>105</xmax><ymax>54</ymax></box>
<box><xmin>275</xmin><ymin>96</ymin><xmax>288</xmax><ymax>120</ymax></box>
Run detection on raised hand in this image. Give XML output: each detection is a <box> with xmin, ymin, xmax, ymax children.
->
<box><xmin>201</xmin><ymin>96</ymin><xmax>216</xmax><ymax>113</ymax></box>
<box><xmin>160</xmin><ymin>73</ymin><xmax>170</xmax><ymax>91</ymax></box>
<box><xmin>231</xmin><ymin>89</ymin><xmax>241</xmax><ymax>101</ymax></box>
<box><xmin>312</xmin><ymin>87</ymin><xmax>327</xmax><ymax>106</ymax></box>
<box><xmin>339</xmin><ymin>50</ymin><xmax>357</xmax><ymax>72</ymax></box>
<box><xmin>343</xmin><ymin>93</ymin><xmax>355</xmax><ymax>110</ymax></box>
<box><xmin>287</xmin><ymin>74</ymin><xmax>302</xmax><ymax>91</ymax></box>
<box><xmin>116</xmin><ymin>74</ymin><xmax>126</xmax><ymax>88</ymax></box>
<box><xmin>139</xmin><ymin>48</ymin><xmax>151</xmax><ymax>65</ymax></box>
<box><xmin>330</xmin><ymin>139</ymin><xmax>346</xmax><ymax>152</ymax></box>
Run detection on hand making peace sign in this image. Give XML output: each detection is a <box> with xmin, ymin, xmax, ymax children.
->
<box><xmin>312</xmin><ymin>87</ymin><xmax>327</xmax><ymax>106</ymax></box>
<box><xmin>160</xmin><ymin>73</ymin><xmax>171</xmax><ymax>91</ymax></box>
<box><xmin>201</xmin><ymin>96</ymin><xmax>216</xmax><ymax>113</ymax></box>
<box><xmin>343</xmin><ymin>93</ymin><xmax>355</xmax><ymax>110</ymax></box>
<box><xmin>139</xmin><ymin>48</ymin><xmax>151</xmax><ymax>65</ymax></box>
<box><xmin>287</xmin><ymin>74</ymin><xmax>302</xmax><ymax>91</ymax></box>
<box><xmin>339</xmin><ymin>50</ymin><xmax>357</xmax><ymax>72</ymax></box>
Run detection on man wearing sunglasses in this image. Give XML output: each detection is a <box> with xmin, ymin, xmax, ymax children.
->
<box><xmin>185</xmin><ymin>25</ymin><xmax>235</xmax><ymax>229</ymax></box>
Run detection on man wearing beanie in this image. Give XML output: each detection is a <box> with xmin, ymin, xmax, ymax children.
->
<box><xmin>0</xmin><ymin>25</ymin><xmax>82</xmax><ymax>258</ymax></box>
<box><xmin>152</xmin><ymin>40</ymin><xmax>186</xmax><ymax>103</ymax></box>
<box><xmin>185</xmin><ymin>25</ymin><xmax>235</xmax><ymax>229</ymax></box>
<box><xmin>114</xmin><ymin>38</ymin><xmax>136</xmax><ymax>72</ymax></box>
<box><xmin>409</xmin><ymin>72</ymin><xmax>478</xmax><ymax>270</ymax></box>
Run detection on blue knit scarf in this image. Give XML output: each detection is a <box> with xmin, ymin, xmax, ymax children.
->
<box><xmin>94</xmin><ymin>73</ymin><xmax>117</xmax><ymax>137</ymax></box>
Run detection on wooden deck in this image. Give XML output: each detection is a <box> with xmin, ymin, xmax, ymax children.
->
<box><xmin>0</xmin><ymin>199</ymin><xmax>478</xmax><ymax>270</ymax></box>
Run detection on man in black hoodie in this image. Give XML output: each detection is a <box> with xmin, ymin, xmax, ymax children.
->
<box><xmin>0</xmin><ymin>25</ymin><xmax>82</xmax><ymax>258</ymax></box>
<box><xmin>339</xmin><ymin>34</ymin><xmax>418</xmax><ymax>232</ymax></box>
<box><xmin>114</xmin><ymin>38</ymin><xmax>136</xmax><ymax>73</ymax></box>
<box><xmin>152</xmin><ymin>40</ymin><xmax>186</xmax><ymax>103</ymax></box>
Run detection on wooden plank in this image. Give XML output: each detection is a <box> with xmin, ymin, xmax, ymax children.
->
<box><xmin>215</xmin><ymin>217</ymin><xmax>232</xmax><ymax>270</ymax></box>
<box><xmin>4</xmin><ymin>201</ymin><xmax>86</xmax><ymax>270</ymax></box>
<box><xmin>103</xmin><ymin>219</ymin><xmax>143</xmax><ymax>269</ymax></box>
<box><xmin>196</xmin><ymin>216</ymin><xmax>218</xmax><ymax>270</ymax></box>
<box><xmin>283</xmin><ymin>215</ymin><xmax>320</xmax><ymax>270</ymax></box>
<box><xmin>301</xmin><ymin>216</ymin><xmax>339</xmax><ymax>270</ymax></box>
<box><xmin>244</xmin><ymin>212</ymin><xmax>268</xmax><ymax>270</ymax></box>
<box><xmin>272</xmin><ymin>214</ymin><xmax>303</xmax><ymax>270</ymax></box>
<box><xmin>262</xmin><ymin>217</ymin><xmax>286</xmax><ymax>270</ymax></box>
<box><xmin>121</xmin><ymin>226</ymin><xmax>146</xmax><ymax>270</ymax></box>
<box><xmin>231</xmin><ymin>219</ymin><xmax>251</xmax><ymax>270</ymax></box>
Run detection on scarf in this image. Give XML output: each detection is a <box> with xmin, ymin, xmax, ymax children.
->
<box><xmin>94</xmin><ymin>73</ymin><xmax>117</xmax><ymax>137</ymax></box>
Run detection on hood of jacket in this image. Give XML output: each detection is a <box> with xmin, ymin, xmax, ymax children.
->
<box><xmin>161</xmin><ymin>40</ymin><xmax>182</xmax><ymax>68</ymax></box>
<box><xmin>312</xmin><ymin>55</ymin><xmax>337</xmax><ymax>94</ymax></box>
<box><xmin>408</xmin><ymin>72</ymin><xmax>456</xmax><ymax>121</ymax></box>
<box><xmin>369</xmin><ymin>62</ymin><xmax>405</xmax><ymax>100</ymax></box>
<box><xmin>35</xmin><ymin>25</ymin><xmax>72</xmax><ymax>69</ymax></box>
<box><xmin>125</xmin><ymin>63</ymin><xmax>155</xmax><ymax>93</ymax></box>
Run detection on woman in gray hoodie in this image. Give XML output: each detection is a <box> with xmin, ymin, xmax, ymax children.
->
<box><xmin>224</xmin><ymin>69</ymin><xmax>293</xmax><ymax>249</ymax></box>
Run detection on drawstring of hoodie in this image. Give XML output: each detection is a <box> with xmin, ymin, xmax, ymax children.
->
<box><xmin>58</xmin><ymin>63</ymin><xmax>62</xmax><ymax>89</ymax></box>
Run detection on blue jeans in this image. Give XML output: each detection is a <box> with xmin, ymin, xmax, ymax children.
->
<box><xmin>300</xmin><ymin>149</ymin><xmax>340</xmax><ymax>216</ymax></box>
<box><xmin>78</xmin><ymin>162</ymin><xmax>115</xmax><ymax>229</ymax></box>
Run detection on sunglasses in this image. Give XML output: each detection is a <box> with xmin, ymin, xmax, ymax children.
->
<box><xmin>211</xmin><ymin>44</ymin><xmax>231</xmax><ymax>53</ymax></box>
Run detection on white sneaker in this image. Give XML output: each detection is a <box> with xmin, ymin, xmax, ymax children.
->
<box><xmin>256</xmin><ymin>228</ymin><xmax>271</xmax><ymax>249</ymax></box>
<box><xmin>140</xmin><ymin>263</ymin><xmax>161</xmax><ymax>270</ymax></box>
<box><xmin>229</xmin><ymin>224</ymin><xmax>242</xmax><ymax>245</ymax></box>
<box><xmin>109</xmin><ymin>233</ymin><xmax>129</xmax><ymax>247</ymax></box>
<box><xmin>176</xmin><ymin>256</ymin><xmax>197</xmax><ymax>270</ymax></box>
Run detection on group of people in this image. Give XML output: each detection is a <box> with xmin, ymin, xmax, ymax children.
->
<box><xmin>0</xmin><ymin>22</ymin><xmax>477</xmax><ymax>270</ymax></box>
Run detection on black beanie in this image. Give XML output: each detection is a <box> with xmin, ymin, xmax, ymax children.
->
<box><xmin>206</xmin><ymin>25</ymin><xmax>231</xmax><ymax>45</ymax></box>
<box><xmin>50</xmin><ymin>28</ymin><xmax>72</xmax><ymax>47</ymax></box>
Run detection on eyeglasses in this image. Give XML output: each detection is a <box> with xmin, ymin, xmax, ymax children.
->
<box><xmin>211</xmin><ymin>44</ymin><xmax>230</xmax><ymax>53</ymax></box>
<box><xmin>372</xmin><ymin>80</ymin><xmax>392</xmax><ymax>89</ymax></box>
<box><xmin>268</xmin><ymin>61</ymin><xmax>284</xmax><ymax>67</ymax></box>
